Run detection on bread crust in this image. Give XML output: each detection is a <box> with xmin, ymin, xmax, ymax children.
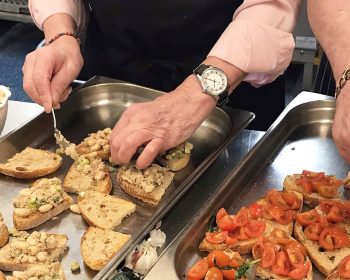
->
<box><xmin>13</xmin><ymin>195</ymin><xmax>73</xmax><ymax>230</ymax></box>
<box><xmin>0</xmin><ymin>148</ymin><xmax>62</xmax><ymax>179</ymax></box>
<box><xmin>0</xmin><ymin>223</ymin><xmax>9</xmax><ymax>248</ymax></box>
<box><xmin>156</xmin><ymin>153</ymin><xmax>190</xmax><ymax>171</ymax></box>
<box><xmin>283</xmin><ymin>174</ymin><xmax>342</xmax><ymax>208</ymax></box>
<box><xmin>116</xmin><ymin>166</ymin><xmax>174</xmax><ymax>207</ymax></box>
<box><xmin>63</xmin><ymin>161</ymin><xmax>112</xmax><ymax>194</ymax></box>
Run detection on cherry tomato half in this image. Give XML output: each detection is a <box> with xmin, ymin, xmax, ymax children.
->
<box><xmin>296</xmin><ymin>210</ymin><xmax>319</xmax><ymax>226</ymax></box>
<box><xmin>187</xmin><ymin>258</ymin><xmax>209</xmax><ymax>280</ymax></box>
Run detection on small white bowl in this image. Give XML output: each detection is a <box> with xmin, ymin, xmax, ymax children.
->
<box><xmin>0</xmin><ymin>86</ymin><xmax>12</xmax><ymax>135</ymax></box>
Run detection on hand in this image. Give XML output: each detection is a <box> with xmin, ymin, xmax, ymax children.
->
<box><xmin>22</xmin><ymin>36</ymin><xmax>83</xmax><ymax>112</ymax></box>
<box><xmin>110</xmin><ymin>75</ymin><xmax>216</xmax><ymax>169</ymax></box>
<box><xmin>332</xmin><ymin>86</ymin><xmax>350</xmax><ymax>162</ymax></box>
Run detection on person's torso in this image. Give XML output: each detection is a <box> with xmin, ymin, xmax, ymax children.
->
<box><xmin>83</xmin><ymin>0</ymin><xmax>243</xmax><ymax>91</ymax></box>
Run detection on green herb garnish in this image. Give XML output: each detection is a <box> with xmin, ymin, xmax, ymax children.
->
<box><xmin>208</xmin><ymin>214</ymin><xmax>218</xmax><ymax>232</ymax></box>
<box><xmin>236</xmin><ymin>259</ymin><xmax>260</xmax><ymax>279</ymax></box>
<box><xmin>27</xmin><ymin>197</ymin><xmax>38</xmax><ymax>209</ymax></box>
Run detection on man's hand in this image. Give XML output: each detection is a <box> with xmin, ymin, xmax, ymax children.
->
<box><xmin>110</xmin><ymin>75</ymin><xmax>217</xmax><ymax>169</ymax></box>
<box><xmin>22</xmin><ymin>13</ymin><xmax>83</xmax><ymax>112</ymax></box>
<box><xmin>22</xmin><ymin>36</ymin><xmax>83</xmax><ymax>112</ymax></box>
<box><xmin>332</xmin><ymin>86</ymin><xmax>350</xmax><ymax>162</ymax></box>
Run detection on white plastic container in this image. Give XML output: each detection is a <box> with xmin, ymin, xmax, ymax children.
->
<box><xmin>0</xmin><ymin>86</ymin><xmax>12</xmax><ymax>134</ymax></box>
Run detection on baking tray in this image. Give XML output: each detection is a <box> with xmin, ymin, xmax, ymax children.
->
<box><xmin>0</xmin><ymin>76</ymin><xmax>254</xmax><ymax>279</ymax></box>
<box><xmin>145</xmin><ymin>91</ymin><xmax>350</xmax><ymax>280</ymax></box>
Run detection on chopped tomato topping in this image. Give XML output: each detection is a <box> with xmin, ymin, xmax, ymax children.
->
<box><xmin>249</xmin><ymin>203</ymin><xmax>263</xmax><ymax>219</ymax></box>
<box><xmin>221</xmin><ymin>268</ymin><xmax>236</xmax><ymax>280</ymax></box>
<box><xmin>271</xmin><ymin>251</ymin><xmax>292</xmax><ymax>276</ymax></box>
<box><xmin>235</xmin><ymin>207</ymin><xmax>249</xmax><ymax>227</ymax></box>
<box><xmin>295</xmin><ymin>178</ymin><xmax>312</xmax><ymax>194</ymax></box>
<box><xmin>320</xmin><ymin>200</ymin><xmax>342</xmax><ymax>214</ymax></box>
<box><xmin>206</xmin><ymin>250</ymin><xmax>230</xmax><ymax>268</ymax></box>
<box><xmin>281</xmin><ymin>191</ymin><xmax>301</xmax><ymax>210</ymax></box>
<box><xmin>244</xmin><ymin>220</ymin><xmax>266</xmax><ymax>238</ymax></box>
<box><xmin>343</xmin><ymin>201</ymin><xmax>350</xmax><ymax>218</ymax></box>
<box><xmin>288</xmin><ymin>261</ymin><xmax>310</xmax><ymax>280</ymax></box>
<box><xmin>286</xmin><ymin>248</ymin><xmax>305</xmax><ymax>268</ymax></box>
<box><xmin>296</xmin><ymin>210</ymin><xmax>319</xmax><ymax>226</ymax></box>
<box><xmin>319</xmin><ymin>227</ymin><xmax>349</xmax><ymax>250</ymax></box>
<box><xmin>275</xmin><ymin>210</ymin><xmax>296</xmax><ymax>225</ymax></box>
<box><xmin>187</xmin><ymin>258</ymin><xmax>209</xmax><ymax>280</ymax></box>
<box><xmin>216</xmin><ymin>208</ymin><xmax>228</xmax><ymax>224</ymax></box>
<box><xmin>337</xmin><ymin>256</ymin><xmax>350</xmax><ymax>278</ymax></box>
<box><xmin>206</xmin><ymin>231</ymin><xmax>228</xmax><ymax>244</ymax></box>
<box><xmin>252</xmin><ymin>242</ymin><xmax>264</xmax><ymax>260</ymax></box>
<box><xmin>225</xmin><ymin>235</ymin><xmax>238</xmax><ymax>246</ymax></box>
<box><xmin>267</xmin><ymin>190</ymin><xmax>289</xmax><ymax>210</ymax></box>
<box><xmin>285</xmin><ymin>240</ymin><xmax>306</xmax><ymax>257</ymax></box>
<box><xmin>327</xmin><ymin>205</ymin><xmax>345</xmax><ymax>223</ymax></box>
<box><xmin>304</xmin><ymin>223</ymin><xmax>323</xmax><ymax>241</ymax></box>
<box><xmin>204</xmin><ymin>267</ymin><xmax>223</xmax><ymax>280</ymax></box>
<box><xmin>217</xmin><ymin>215</ymin><xmax>237</xmax><ymax>232</ymax></box>
<box><xmin>230</xmin><ymin>227</ymin><xmax>249</xmax><ymax>241</ymax></box>
<box><xmin>261</xmin><ymin>243</ymin><xmax>276</xmax><ymax>268</ymax></box>
<box><xmin>270</xmin><ymin>228</ymin><xmax>290</xmax><ymax>245</ymax></box>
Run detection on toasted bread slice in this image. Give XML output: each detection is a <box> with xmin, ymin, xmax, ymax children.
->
<box><xmin>117</xmin><ymin>163</ymin><xmax>174</xmax><ymax>207</ymax></box>
<box><xmin>76</xmin><ymin>128</ymin><xmax>111</xmax><ymax>160</ymax></box>
<box><xmin>0</xmin><ymin>230</ymin><xmax>67</xmax><ymax>271</ymax></box>
<box><xmin>283</xmin><ymin>174</ymin><xmax>342</xmax><ymax>208</ymax></box>
<box><xmin>63</xmin><ymin>156</ymin><xmax>112</xmax><ymax>194</ymax></box>
<box><xmin>199</xmin><ymin>192</ymin><xmax>303</xmax><ymax>254</ymax></box>
<box><xmin>78</xmin><ymin>190</ymin><xmax>136</xmax><ymax>230</ymax></box>
<box><xmin>294</xmin><ymin>220</ymin><xmax>350</xmax><ymax>276</ymax></box>
<box><xmin>0</xmin><ymin>148</ymin><xmax>62</xmax><ymax>179</ymax></box>
<box><xmin>13</xmin><ymin>178</ymin><xmax>73</xmax><ymax>230</ymax></box>
<box><xmin>0</xmin><ymin>213</ymin><xmax>9</xmax><ymax>248</ymax></box>
<box><xmin>0</xmin><ymin>271</ymin><xmax>5</xmax><ymax>280</ymax></box>
<box><xmin>156</xmin><ymin>142</ymin><xmax>193</xmax><ymax>171</ymax></box>
<box><xmin>7</xmin><ymin>263</ymin><xmax>65</xmax><ymax>280</ymax></box>
<box><xmin>81</xmin><ymin>226</ymin><xmax>131</xmax><ymax>271</ymax></box>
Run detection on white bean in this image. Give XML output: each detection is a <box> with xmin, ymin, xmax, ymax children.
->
<box><xmin>14</xmin><ymin>208</ymin><xmax>31</xmax><ymax>217</ymax></box>
<box><xmin>39</xmin><ymin>204</ymin><xmax>53</xmax><ymax>213</ymax></box>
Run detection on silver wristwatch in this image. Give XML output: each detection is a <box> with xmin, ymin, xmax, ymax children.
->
<box><xmin>193</xmin><ymin>64</ymin><xmax>229</xmax><ymax>106</ymax></box>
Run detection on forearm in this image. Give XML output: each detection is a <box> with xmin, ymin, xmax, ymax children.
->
<box><xmin>308</xmin><ymin>0</ymin><xmax>350</xmax><ymax>80</ymax></box>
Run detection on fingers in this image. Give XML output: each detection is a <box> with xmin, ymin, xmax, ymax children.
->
<box><xmin>136</xmin><ymin>138</ymin><xmax>163</xmax><ymax>169</ymax></box>
<box><xmin>23</xmin><ymin>54</ymin><xmax>41</xmax><ymax>105</ymax></box>
<box><xmin>32</xmin><ymin>53</ymin><xmax>55</xmax><ymax>112</ymax></box>
<box><xmin>113</xmin><ymin>129</ymin><xmax>152</xmax><ymax>164</ymax></box>
<box><xmin>50</xmin><ymin>66</ymin><xmax>75</xmax><ymax>107</ymax></box>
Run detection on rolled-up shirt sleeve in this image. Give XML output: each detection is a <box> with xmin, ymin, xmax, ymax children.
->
<box><xmin>209</xmin><ymin>0</ymin><xmax>302</xmax><ymax>86</ymax></box>
<box><xmin>28</xmin><ymin>0</ymin><xmax>86</xmax><ymax>32</ymax></box>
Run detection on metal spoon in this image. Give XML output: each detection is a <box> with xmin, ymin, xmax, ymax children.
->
<box><xmin>52</xmin><ymin>109</ymin><xmax>75</xmax><ymax>156</ymax></box>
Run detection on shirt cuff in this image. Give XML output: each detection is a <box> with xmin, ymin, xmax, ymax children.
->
<box><xmin>208</xmin><ymin>19</ymin><xmax>295</xmax><ymax>86</ymax></box>
<box><xmin>29</xmin><ymin>0</ymin><xmax>86</xmax><ymax>32</ymax></box>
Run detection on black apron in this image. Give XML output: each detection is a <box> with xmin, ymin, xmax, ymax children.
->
<box><xmin>81</xmin><ymin>0</ymin><xmax>286</xmax><ymax>130</ymax></box>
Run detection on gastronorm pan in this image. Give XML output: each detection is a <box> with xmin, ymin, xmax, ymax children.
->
<box><xmin>145</xmin><ymin>91</ymin><xmax>349</xmax><ymax>280</ymax></box>
<box><xmin>0</xmin><ymin>76</ymin><xmax>254</xmax><ymax>279</ymax></box>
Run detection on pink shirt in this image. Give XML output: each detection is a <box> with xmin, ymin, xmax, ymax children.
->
<box><xmin>29</xmin><ymin>0</ymin><xmax>302</xmax><ymax>86</ymax></box>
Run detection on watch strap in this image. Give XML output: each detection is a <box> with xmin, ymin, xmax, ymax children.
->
<box><xmin>193</xmin><ymin>64</ymin><xmax>209</xmax><ymax>75</ymax></box>
<box><xmin>217</xmin><ymin>89</ymin><xmax>229</xmax><ymax>106</ymax></box>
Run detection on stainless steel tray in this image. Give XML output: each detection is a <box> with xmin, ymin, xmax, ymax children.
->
<box><xmin>145</xmin><ymin>91</ymin><xmax>350</xmax><ymax>280</ymax></box>
<box><xmin>0</xmin><ymin>76</ymin><xmax>254</xmax><ymax>279</ymax></box>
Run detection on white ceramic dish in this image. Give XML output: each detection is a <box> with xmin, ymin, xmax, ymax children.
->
<box><xmin>0</xmin><ymin>86</ymin><xmax>11</xmax><ymax>134</ymax></box>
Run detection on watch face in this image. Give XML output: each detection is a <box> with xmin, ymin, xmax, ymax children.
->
<box><xmin>201</xmin><ymin>67</ymin><xmax>228</xmax><ymax>96</ymax></box>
